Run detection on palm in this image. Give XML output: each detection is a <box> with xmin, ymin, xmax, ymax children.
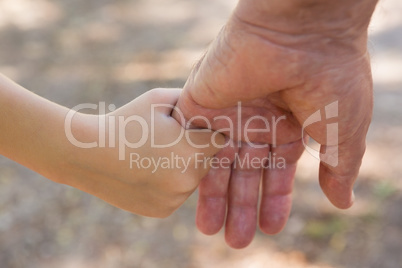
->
<box><xmin>176</xmin><ymin>15</ymin><xmax>373</xmax><ymax>248</ymax></box>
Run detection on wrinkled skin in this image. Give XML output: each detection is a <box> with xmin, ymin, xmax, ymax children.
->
<box><xmin>175</xmin><ymin>2</ymin><xmax>374</xmax><ymax>249</ymax></box>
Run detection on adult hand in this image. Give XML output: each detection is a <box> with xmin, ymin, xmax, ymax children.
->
<box><xmin>175</xmin><ymin>0</ymin><xmax>378</xmax><ymax>248</ymax></box>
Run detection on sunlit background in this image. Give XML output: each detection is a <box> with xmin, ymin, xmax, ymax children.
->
<box><xmin>0</xmin><ymin>0</ymin><xmax>401</xmax><ymax>267</ymax></box>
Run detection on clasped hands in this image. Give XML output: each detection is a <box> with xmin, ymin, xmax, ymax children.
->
<box><xmin>0</xmin><ymin>0</ymin><xmax>377</xmax><ymax>251</ymax></box>
<box><xmin>59</xmin><ymin>2</ymin><xmax>374</xmax><ymax>249</ymax></box>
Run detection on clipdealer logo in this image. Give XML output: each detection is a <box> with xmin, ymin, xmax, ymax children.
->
<box><xmin>64</xmin><ymin>100</ymin><xmax>340</xmax><ymax>167</ymax></box>
<box><xmin>302</xmin><ymin>101</ymin><xmax>339</xmax><ymax>167</ymax></box>
<box><xmin>64</xmin><ymin>102</ymin><xmax>285</xmax><ymax>160</ymax></box>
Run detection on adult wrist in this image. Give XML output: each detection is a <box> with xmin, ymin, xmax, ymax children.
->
<box><xmin>233</xmin><ymin>0</ymin><xmax>379</xmax><ymax>54</ymax></box>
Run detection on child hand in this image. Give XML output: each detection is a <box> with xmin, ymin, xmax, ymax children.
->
<box><xmin>65</xmin><ymin>88</ymin><xmax>224</xmax><ymax>217</ymax></box>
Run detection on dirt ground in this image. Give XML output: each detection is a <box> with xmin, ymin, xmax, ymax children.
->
<box><xmin>0</xmin><ymin>0</ymin><xmax>401</xmax><ymax>267</ymax></box>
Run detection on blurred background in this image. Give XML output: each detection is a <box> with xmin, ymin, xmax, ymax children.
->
<box><xmin>0</xmin><ymin>0</ymin><xmax>401</xmax><ymax>267</ymax></box>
